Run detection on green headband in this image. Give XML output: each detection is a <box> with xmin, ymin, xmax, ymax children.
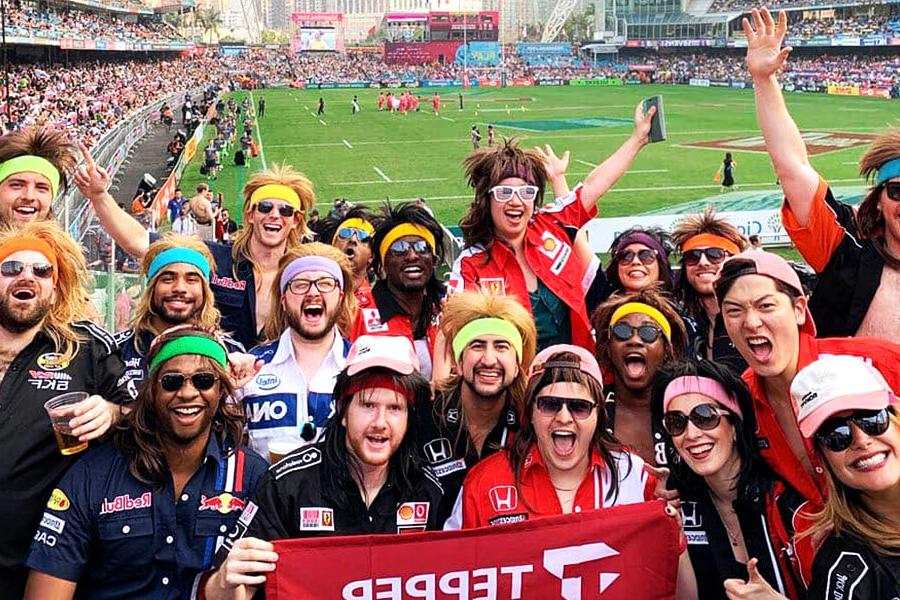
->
<box><xmin>0</xmin><ymin>156</ymin><xmax>61</xmax><ymax>198</ymax></box>
<box><xmin>148</xmin><ymin>335</ymin><xmax>228</xmax><ymax>374</ymax></box>
<box><xmin>452</xmin><ymin>318</ymin><xmax>523</xmax><ymax>361</ymax></box>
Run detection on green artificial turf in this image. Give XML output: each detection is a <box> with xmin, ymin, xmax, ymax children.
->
<box><xmin>180</xmin><ymin>85</ymin><xmax>898</xmax><ymax>229</ymax></box>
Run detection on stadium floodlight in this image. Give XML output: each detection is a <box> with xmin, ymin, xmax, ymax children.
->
<box><xmin>541</xmin><ymin>0</ymin><xmax>581</xmax><ymax>43</ymax></box>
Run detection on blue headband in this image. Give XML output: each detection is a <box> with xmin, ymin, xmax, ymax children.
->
<box><xmin>146</xmin><ymin>248</ymin><xmax>212</xmax><ymax>283</ymax></box>
<box><xmin>876</xmin><ymin>158</ymin><xmax>900</xmax><ymax>186</ymax></box>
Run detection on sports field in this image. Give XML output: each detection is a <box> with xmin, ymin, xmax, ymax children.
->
<box><xmin>181</xmin><ymin>85</ymin><xmax>899</xmax><ymax>227</ymax></box>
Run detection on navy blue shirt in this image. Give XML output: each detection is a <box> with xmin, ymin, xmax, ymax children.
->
<box><xmin>115</xmin><ymin>328</ymin><xmax>245</xmax><ymax>395</ymax></box>
<box><xmin>26</xmin><ymin>436</ymin><xmax>267</xmax><ymax>600</ymax></box>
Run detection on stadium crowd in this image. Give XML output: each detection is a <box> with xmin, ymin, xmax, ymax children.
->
<box><xmin>1</xmin><ymin>7</ymin><xmax>900</xmax><ymax>600</ymax></box>
<box><xmin>783</xmin><ymin>12</ymin><xmax>900</xmax><ymax>38</ymax></box>
<box><xmin>5</xmin><ymin>5</ymin><xmax>183</xmax><ymax>42</ymax></box>
<box><xmin>709</xmin><ymin>0</ymin><xmax>881</xmax><ymax>13</ymax></box>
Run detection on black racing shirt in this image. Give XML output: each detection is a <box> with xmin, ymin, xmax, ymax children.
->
<box><xmin>605</xmin><ymin>391</ymin><xmax>672</xmax><ymax>467</ymax></box>
<box><xmin>415</xmin><ymin>388</ymin><xmax>518</xmax><ymax>521</ymax></box>
<box><xmin>808</xmin><ymin>534</ymin><xmax>900</xmax><ymax>600</ymax></box>
<box><xmin>0</xmin><ymin>322</ymin><xmax>133</xmax><ymax>600</ymax></box>
<box><xmin>231</xmin><ymin>443</ymin><xmax>444</xmax><ymax>546</ymax></box>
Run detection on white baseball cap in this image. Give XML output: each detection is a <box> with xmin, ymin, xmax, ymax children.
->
<box><xmin>792</xmin><ymin>355</ymin><xmax>896</xmax><ymax>438</ymax></box>
<box><xmin>346</xmin><ymin>335</ymin><xmax>419</xmax><ymax>376</ymax></box>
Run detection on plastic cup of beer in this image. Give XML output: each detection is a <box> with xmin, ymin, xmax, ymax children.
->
<box><xmin>268</xmin><ymin>436</ymin><xmax>304</xmax><ymax>464</ymax></box>
<box><xmin>44</xmin><ymin>392</ymin><xmax>90</xmax><ymax>456</ymax></box>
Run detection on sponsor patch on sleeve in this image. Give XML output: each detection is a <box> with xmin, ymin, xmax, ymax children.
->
<box><xmin>40</xmin><ymin>512</ymin><xmax>66</xmax><ymax>534</ymax></box>
<box><xmin>47</xmin><ymin>489</ymin><xmax>71</xmax><ymax>511</ymax></box>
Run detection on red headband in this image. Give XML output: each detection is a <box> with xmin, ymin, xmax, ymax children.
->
<box><xmin>343</xmin><ymin>374</ymin><xmax>412</xmax><ymax>406</ymax></box>
<box><xmin>0</xmin><ymin>237</ymin><xmax>59</xmax><ymax>284</ymax></box>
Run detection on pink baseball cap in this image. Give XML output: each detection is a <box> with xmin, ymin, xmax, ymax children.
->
<box><xmin>792</xmin><ymin>355</ymin><xmax>896</xmax><ymax>438</ymax></box>
<box><xmin>528</xmin><ymin>344</ymin><xmax>604</xmax><ymax>389</ymax></box>
<box><xmin>346</xmin><ymin>335</ymin><xmax>420</xmax><ymax>376</ymax></box>
<box><xmin>716</xmin><ymin>250</ymin><xmax>817</xmax><ymax>336</ymax></box>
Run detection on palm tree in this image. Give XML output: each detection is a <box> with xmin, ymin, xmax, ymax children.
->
<box><xmin>197</xmin><ymin>9</ymin><xmax>222</xmax><ymax>44</ymax></box>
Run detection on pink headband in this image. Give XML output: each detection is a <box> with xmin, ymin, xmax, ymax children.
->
<box><xmin>663</xmin><ymin>376</ymin><xmax>742</xmax><ymax>417</ymax></box>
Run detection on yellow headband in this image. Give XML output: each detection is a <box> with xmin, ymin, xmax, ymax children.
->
<box><xmin>610</xmin><ymin>302</ymin><xmax>672</xmax><ymax>341</ymax></box>
<box><xmin>333</xmin><ymin>217</ymin><xmax>375</xmax><ymax>244</ymax></box>
<box><xmin>249</xmin><ymin>184</ymin><xmax>302</xmax><ymax>210</ymax></box>
<box><xmin>379</xmin><ymin>223</ymin><xmax>437</xmax><ymax>263</ymax></box>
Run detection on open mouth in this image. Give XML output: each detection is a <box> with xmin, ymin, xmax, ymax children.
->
<box><xmin>626</xmin><ymin>268</ymin><xmax>647</xmax><ymax>279</ymax></box>
<box><xmin>163</xmin><ymin>296</ymin><xmax>192</xmax><ymax>310</ymax></box>
<box><xmin>746</xmin><ymin>337</ymin><xmax>773</xmax><ymax>361</ymax></box>
<box><xmin>687</xmin><ymin>443</ymin><xmax>714</xmax><ymax>460</ymax></box>
<box><xmin>171</xmin><ymin>405</ymin><xmax>205</xmax><ymax>425</ymax></box>
<box><xmin>852</xmin><ymin>451</ymin><xmax>889</xmax><ymax>472</ymax></box>
<box><xmin>13</xmin><ymin>206</ymin><xmax>38</xmax><ymax>217</ymax></box>
<box><xmin>11</xmin><ymin>288</ymin><xmax>36</xmax><ymax>301</ymax></box>
<box><xmin>302</xmin><ymin>302</ymin><xmax>324</xmax><ymax>319</ymax></box>
<box><xmin>474</xmin><ymin>367</ymin><xmax>503</xmax><ymax>383</ymax></box>
<box><xmin>694</xmin><ymin>270</ymin><xmax>718</xmax><ymax>283</ymax></box>
<box><xmin>402</xmin><ymin>265</ymin><xmax>424</xmax><ymax>278</ymax></box>
<box><xmin>366</xmin><ymin>434</ymin><xmax>389</xmax><ymax>449</ymax></box>
<box><xmin>551</xmin><ymin>431</ymin><xmax>577</xmax><ymax>456</ymax></box>
<box><xmin>623</xmin><ymin>352</ymin><xmax>647</xmax><ymax>380</ymax></box>
<box><xmin>262</xmin><ymin>223</ymin><xmax>282</xmax><ymax>234</ymax></box>
<box><xmin>344</xmin><ymin>247</ymin><xmax>356</xmax><ymax>259</ymax></box>
<box><xmin>504</xmin><ymin>208</ymin><xmax>525</xmax><ymax>224</ymax></box>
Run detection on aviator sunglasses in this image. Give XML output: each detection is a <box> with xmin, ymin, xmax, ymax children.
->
<box><xmin>662</xmin><ymin>403</ymin><xmax>727</xmax><ymax>437</ymax></box>
<box><xmin>389</xmin><ymin>239</ymin><xmax>432</xmax><ymax>257</ymax></box>
<box><xmin>683</xmin><ymin>247</ymin><xmax>730</xmax><ymax>266</ymax></box>
<box><xmin>0</xmin><ymin>260</ymin><xmax>54</xmax><ymax>279</ymax></box>
<box><xmin>815</xmin><ymin>408</ymin><xmax>892</xmax><ymax>453</ymax></box>
<box><xmin>255</xmin><ymin>200</ymin><xmax>296</xmax><ymax>217</ymax></box>
<box><xmin>336</xmin><ymin>227</ymin><xmax>372</xmax><ymax>242</ymax></box>
<box><xmin>159</xmin><ymin>372</ymin><xmax>219</xmax><ymax>393</ymax></box>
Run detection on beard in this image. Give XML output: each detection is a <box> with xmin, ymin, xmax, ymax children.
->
<box><xmin>286</xmin><ymin>303</ymin><xmax>340</xmax><ymax>341</ymax></box>
<box><xmin>462</xmin><ymin>366</ymin><xmax>511</xmax><ymax>400</ymax></box>
<box><xmin>152</xmin><ymin>296</ymin><xmax>202</xmax><ymax>326</ymax></box>
<box><xmin>0</xmin><ymin>294</ymin><xmax>51</xmax><ymax>333</ymax></box>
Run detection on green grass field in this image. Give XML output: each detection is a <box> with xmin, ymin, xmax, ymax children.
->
<box><xmin>181</xmin><ymin>85</ymin><xmax>899</xmax><ymax>229</ymax></box>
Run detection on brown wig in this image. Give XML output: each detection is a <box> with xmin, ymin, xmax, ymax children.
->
<box><xmin>231</xmin><ymin>164</ymin><xmax>316</xmax><ymax>272</ymax></box>
<box><xmin>671</xmin><ymin>207</ymin><xmax>749</xmax><ymax>321</ymax></box>
<box><xmin>591</xmin><ymin>286</ymin><xmax>688</xmax><ymax>375</ymax></box>
<box><xmin>856</xmin><ymin>128</ymin><xmax>900</xmax><ymax>242</ymax></box>
<box><xmin>0</xmin><ymin>125</ymin><xmax>78</xmax><ymax>196</ymax></box>
<box><xmin>264</xmin><ymin>242</ymin><xmax>358</xmax><ymax>340</ymax></box>
<box><xmin>131</xmin><ymin>234</ymin><xmax>221</xmax><ymax>352</ymax></box>
<box><xmin>0</xmin><ymin>221</ymin><xmax>94</xmax><ymax>362</ymax></box>
<box><xmin>508</xmin><ymin>350</ymin><xmax>629</xmax><ymax>505</ymax></box>
<box><xmin>435</xmin><ymin>291</ymin><xmax>538</xmax><ymax>450</ymax></box>
<box><xmin>460</xmin><ymin>139</ymin><xmax>548</xmax><ymax>249</ymax></box>
<box><xmin>114</xmin><ymin>327</ymin><xmax>245</xmax><ymax>486</ymax></box>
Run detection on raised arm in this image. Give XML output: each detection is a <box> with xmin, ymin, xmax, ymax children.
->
<box><xmin>744</xmin><ymin>8</ymin><xmax>820</xmax><ymax>226</ymax></box>
<box><xmin>533</xmin><ymin>144</ymin><xmax>571</xmax><ymax>199</ymax></box>
<box><xmin>578</xmin><ymin>101</ymin><xmax>653</xmax><ymax>211</ymax></box>
<box><xmin>74</xmin><ymin>144</ymin><xmax>150</xmax><ymax>259</ymax></box>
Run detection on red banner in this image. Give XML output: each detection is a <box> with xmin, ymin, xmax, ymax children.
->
<box><xmin>509</xmin><ymin>77</ymin><xmax>535</xmax><ymax>87</ymax></box>
<box><xmin>860</xmin><ymin>86</ymin><xmax>892</xmax><ymax>99</ymax></box>
<box><xmin>269</xmin><ymin>501</ymin><xmax>678</xmax><ymax>600</ymax></box>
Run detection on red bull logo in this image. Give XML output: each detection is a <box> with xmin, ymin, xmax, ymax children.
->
<box><xmin>198</xmin><ymin>492</ymin><xmax>246</xmax><ymax>514</ymax></box>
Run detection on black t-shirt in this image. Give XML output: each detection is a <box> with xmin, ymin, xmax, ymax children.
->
<box><xmin>808</xmin><ymin>534</ymin><xmax>900</xmax><ymax>599</ymax></box>
<box><xmin>0</xmin><ymin>323</ymin><xmax>133</xmax><ymax>600</ymax></box>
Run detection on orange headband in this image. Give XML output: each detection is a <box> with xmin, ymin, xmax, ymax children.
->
<box><xmin>0</xmin><ymin>237</ymin><xmax>59</xmax><ymax>284</ymax></box>
<box><xmin>683</xmin><ymin>233</ymin><xmax>740</xmax><ymax>256</ymax></box>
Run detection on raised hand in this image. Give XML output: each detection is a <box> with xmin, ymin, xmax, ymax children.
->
<box><xmin>743</xmin><ymin>8</ymin><xmax>792</xmax><ymax>80</ymax></box>
<box><xmin>632</xmin><ymin>100</ymin><xmax>655</xmax><ymax>146</ymax></box>
<box><xmin>73</xmin><ymin>143</ymin><xmax>111</xmax><ymax>200</ymax></box>
<box><xmin>533</xmin><ymin>144</ymin><xmax>570</xmax><ymax>181</ymax></box>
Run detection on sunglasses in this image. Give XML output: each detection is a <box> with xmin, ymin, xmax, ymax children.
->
<box><xmin>337</xmin><ymin>227</ymin><xmax>372</xmax><ymax>242</ymax></box>
<box><xmin>535</xmin><ymin>395</ymin><xmax>597</xmax><ymax>420</ymax></box>
<box><xmin>884</xmin><ymin>182</ymin><xmax>900</xmax><ymax>202</ymax></box>
<box><xmin>615</xmin><ymin>248</ymin><xmax>658</xmax><ymax>266</ymax></box>
<box><xmin>389</xmin><ymin>239</ymin><xmax>432</xmax><ymax>257</ymax></box>
<box><xmin>610</xmin><ymin>322</ymin><xmax>663</xmax><ymax>344</ymax></box>
<box><xmin>159</xmin><ymin>372</ymin><xmax>219</xmax><ymax>393</ymax></box>
<box><xmin>255</xmin><ymin>200</ymin><xmax>296</xmax><ymax>217</ymax></box>
<box><xmin>0</xmin><ymin>260</ymin><xmax>54</xmax><ymax>279</ymax></box>
<box><xmin>663</xmin><ymin>403</ymin><xmax>726</xmax><ymax>437</ymax></box>
<box><xmin>815</xmin><ymin>408</ymin><xmax>892</xmax><ymax>453</ymax></box>
<box><xmin>490</xmin><ymin>185</ymin><xmax>539</xmax><ymax>203</ymax></box>
<box><xmin>287</xmin><ymin>276</ymin><xmax>339</xmax><ymax>295</ymax></box>
<box><xmin>683</xmin><ymin>247</ymin><xmax>730</xmax><ymax>266</ymax></box>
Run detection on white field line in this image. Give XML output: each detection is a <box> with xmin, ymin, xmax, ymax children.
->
<box><xmin>441</xmin><ymin>116</ymin><xmax>455</xmax><ymax>122</ymax></box>
<box><xmin>342</xmin><ymin>139</ymin><xmax>353</xmax><ymax>149</ymax></box>
<box><xmin>575</xmin><ymin>159</ymin><xmax>596</xmax><ymax>168</ymax></box>
<box><xmin>373</xmin><ymin>166</ymin><xmax>391</xmax><ymax>182</ymax></box>
<box><xmin>318</xmin><ymin>119</ymin><xmax>327</xmax><ymax>126</ymax></box>
<box><xmin>339</xmin><ymin>177</ymin><xmax>865</xmax><ymax>204</ymax></box>
<box><xmin>332</xmin><ymin>177</ymin><xmax>448</xmax><ymax>186</ymax></box>
<box><xmin>248</xmin><ymin>90</ymin><xmax>268</xmax><ymax>170</ymax></box>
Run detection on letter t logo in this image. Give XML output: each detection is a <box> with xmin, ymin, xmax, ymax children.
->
<box><xmin>543</xmin><ymin>543</ymin><xmax>620</xmax><ymax>600</ymax></box>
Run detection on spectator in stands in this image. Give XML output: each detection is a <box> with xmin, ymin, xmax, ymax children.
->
<box><xmin>167</xmin><ymin>189</ymin><xmax>185</xmax><ymax>223</ymax></box>
<box><xmin>323</xmin><ymin>207</ymin><xmax>376</xmax><ymax>299</ymax></box>
<box><xmin>714</xmin><ymin>249</ymin><xmax>900</xmax><ymax>505</ymax></box>
<box><xmin>351</xmin><ymin>202</ymin><xmax>445</xmax><ymax>381</ymax></box>
<box><xmin>671</xmin><ymin>207</ymin><xmax>749</xmax><ymax>372</ymax></box>
<box><xmin>452</xmin><ymin>107</ymin><xmax>655</xmax><ymax>353</ymax></box>
<box><xmin>0</xmin><ymin>125</ymin><xmax>77</xmax><ymax>227</ymax></box>
<box><xmin>239</xmin><ymin>243</ymin><xmax>357</xmax><ymax>457</ymax></box>
<box><xmin>79</xmin><ymin>155</ymin><xmax>315</xmax><ymax>350</ymax></box>
<box><xmin>188</xmin><ymin>184</ymin><xmax>217</xmax><ymax>242</ymax></box>
<box><xmin>172</xmin><ymin>201</ymin><xmax>196</xmax><ymax>236</ymax></box>
<box><xmin>591</xmin><ymin>289</ymin><xmax>688</xmax><ymax>467</ymax></box>
<box><xmin>746</xmin><ymin>8</ymin><xmax>900</xmax><ymax>343</ymax></box>
<box><xmin>749</xmin><ymin>234</ymin><xmax>763</xmax><ymax>250</ymax></box>
<box><xmin>605</xmin><ymin>227</ymin><xmax>675</xmax><ymax>299</ymax></box>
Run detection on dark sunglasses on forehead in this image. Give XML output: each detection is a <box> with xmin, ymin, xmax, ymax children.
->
<box><xmin>683</xmin><ymin>247</ymin><xmax>731</xmax><ymax>266</ymax></box>
<box><xmin>255</xmin><ymin>200</ymin><xmax>296</xmax><ymax>217</ymax></box>
<box><xmin>884</xmin><ymin>182</ymin><xmax>900</xmax><ymax>202</ymax></box>
<box><xmin>0</xmin><ymin>260</ymin><xmax>54</xmax><ymax>279</ymax></box>
<box><xmin>388</xmin><ymin>239</ymin><xmax>432</xmax><ymax>257</ymax></box>
<box><xmin>610</xmin><ymin>322</ymin><xmax>663</xmax><ymax>344</ymax></box>
<box><xmin>663</xmin><ymin>403</ymin><xmax>727</xmax><ymax>437</ymax></box>
<box><xmin>815</xmin><ymin>408</ymin><xmax>892</xmax><ymax>453</ymax></box>
<box><xmin>159</xmin><ymin>372</ymin><xmax>219</xmax><ymax>393</ymax></box>
<box><xmin>337</xmin><ymin>227</ymin><xmax>372</xmax><ymax>242</ymax></box>
<box><xmin>535</xmin><ymin>395</ymin><xmax>597</xmax><ymax>420</ymax></box>
<box><xmin>615</xmin><ymin>248</ymin><xmax>658</xmax><ymax>266</ymax></box>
